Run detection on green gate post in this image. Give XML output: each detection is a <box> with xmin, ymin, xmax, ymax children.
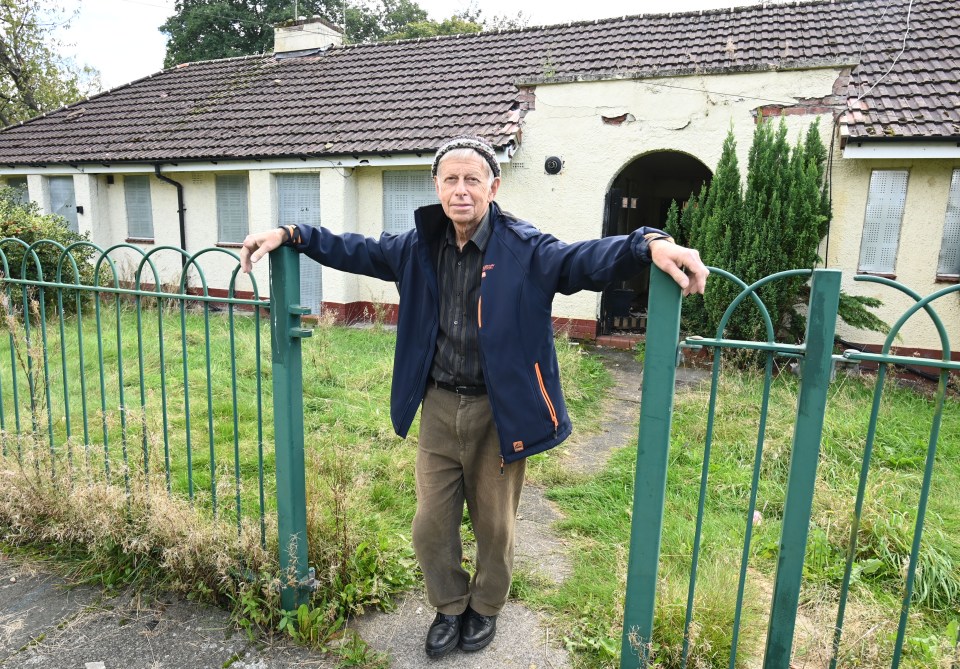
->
<box><xmin>763</xmin><ymin>268</ymin><xmax>841</xmax><ymax>666</ymax></box>
<box><xmin>621</xmin><ymin>266</ymin><xmax>682</xmax><ymax>669</ymax></box>
<box><xmin>270</xmin><ymin>245</ymin><xmax>312</xmax><ymax>611</ymax></box>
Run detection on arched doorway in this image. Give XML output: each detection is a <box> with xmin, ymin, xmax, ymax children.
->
<box><xmin>600</xmin><ymin>151</ymin><xmax>712</xmax><ymax>335</ymax></box>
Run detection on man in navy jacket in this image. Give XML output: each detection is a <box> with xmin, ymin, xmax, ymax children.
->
<box><xmin>241</xmin><ymin>136</ymin><xmax>707</xmax><ymax>658</ymax></box>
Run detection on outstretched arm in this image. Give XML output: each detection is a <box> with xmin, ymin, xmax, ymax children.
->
<box><xmin>649</xmin><ymin>239</ymin><xmax>708</xmax><ymax>296</ymax></box>
<box><xmin>543</xmin><ymin>226</ymin><xmax>708</xmax><ymax>295</ymax></box>
<box><xmin>240</xmin><ymin>225</ymin><xmax>406</xmax><ymax>282</ymax></box>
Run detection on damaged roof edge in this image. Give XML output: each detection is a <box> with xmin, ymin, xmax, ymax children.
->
<box><xmin>515</xmin><ymin>58</ymin><xmax>860</xmax><ymax>87</ymax></box>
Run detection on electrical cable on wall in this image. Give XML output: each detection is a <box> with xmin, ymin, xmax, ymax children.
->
<box><xmin>822</xmin><ymin>0</ymin><xmax>915</xmax><ymax>270</ymax></box>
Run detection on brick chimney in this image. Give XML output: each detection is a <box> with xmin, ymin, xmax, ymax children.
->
<box><xmin>274</xmin><ymin>16</ymin><xmax>344</xmax><ymax>54</ymax></box>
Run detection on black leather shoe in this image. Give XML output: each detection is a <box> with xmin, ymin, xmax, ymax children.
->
<box><xmin>425</xmin><ymin>612</ymin><xmax>461</xmax><ymax>658</ymax></box>
<box><xmin>459</xmin><ymin>606</ymin><xmax>497</xmax><ymax>652</ymax></box>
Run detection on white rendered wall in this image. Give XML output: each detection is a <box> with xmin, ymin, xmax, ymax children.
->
<box><xmin>496</xmin><ymin>68</ymin><xmax>842</xmax><ymax>326</ymax></box>
<box><xmin>829</xmin><ymin>157</ymin><xmax>960</xmax><ymax>352</ymax></box>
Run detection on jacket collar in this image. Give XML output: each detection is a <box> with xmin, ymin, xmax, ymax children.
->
<box><xmin>414</xmin><ymin>201</ymin><xmax>504</xmax><ymax>243</ymax></box>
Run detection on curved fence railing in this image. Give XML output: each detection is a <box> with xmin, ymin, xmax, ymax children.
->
<box><xmin>0</xmin><ymin>239</ymin><xmax>272</xmax><ymax>545</ymax></box>
<box><xmin>623</xmin><ymin>267</ymin><xmax>958</xmax><ymax>669</ymax></box>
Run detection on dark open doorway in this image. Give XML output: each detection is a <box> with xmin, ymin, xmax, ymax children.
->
<box><xmin>600</xmin><ymin>151</ymin><xmax>712</xmax><ymax>335</ymax></box>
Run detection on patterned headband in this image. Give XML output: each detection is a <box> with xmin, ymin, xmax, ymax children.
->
<box><xmin>431</xmin><ymin>136</ymin><xmax>502</xmax><ymax>179</ymax></box>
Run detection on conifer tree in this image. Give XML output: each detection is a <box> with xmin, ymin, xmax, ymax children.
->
<box><xmin>665</xmin><ymin>187</ymin><xmax>710</xmax><ymax>332</ymax></box>
<box><xmin>663</xmin><ymin>200</ymin><xmax>681</xmax><ymax>243</ymax></box>
<box><xmin>698</xmin><ymin>131</ymin><xmax>744</xmax><ymax>335</ymax></box>
<box><xmin>672</xmin><ymin>116</ymin><xmax>885</xmax><ymax>353</ymax></box>
<box><xmin>681</xmin><ymin>182</ymin><xmax>707</xmax><ymax>250</ymax></box>
<box><xmin>732</xmin><ymin>118</ymin><xmax>791</xmax><ymax>340</ymax></box>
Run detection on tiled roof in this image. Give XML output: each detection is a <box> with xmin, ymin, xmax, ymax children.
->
<box><xmin>841</xmin><ymin>0</ymin><xmax>960</xmax><ymax>140</ymax></box>
<box><xmin>0</xmin><ymin>0</ymin><xmax>956</xmax><ymax>165</ymax></box>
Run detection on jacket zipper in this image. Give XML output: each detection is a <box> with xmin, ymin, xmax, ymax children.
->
<box><xmin>534</xmin><ymin>362</ymin><xmax>559</xmax><ymax>436</ymax></box>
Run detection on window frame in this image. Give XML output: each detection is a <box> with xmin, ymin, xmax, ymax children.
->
<box><xmin>382</xmin><ymin>169</ymin><xmax>438</xmax><ymax>235</ymax></box>
<box><xmin>48</xmin><ymin>175</ymin><xmax>79</xmax><ymax>233</ymax></box>
<box><xmin>935</xmin><ymin>168</ymin><xmax>960</xmax><ymax>283</ymax></box>
<box><xmin>5</xmin><ymin>177</ymin><xmax>28</xmax><ymax>204</ymax></box>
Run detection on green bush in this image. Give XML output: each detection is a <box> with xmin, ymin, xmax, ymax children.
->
<box><xmin>0</xmin><ymin>185</ymin><xmax>100</xmax><ymax>313</ymax></box>
<box><xmin>664</xmin><ymin>119</ymin><xmax>887</xmax><ymax>354</ymax></box>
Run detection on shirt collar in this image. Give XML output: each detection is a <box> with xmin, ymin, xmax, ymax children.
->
<box><xmin>445</xmin><ymin>209</ymin><xmax>492</xmax><ymax>252</ymax></box>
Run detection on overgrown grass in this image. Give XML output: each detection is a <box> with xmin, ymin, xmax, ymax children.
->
<box><xmin>532</xmin><ymin>365</ymin><xmax>959</xmax><ymax>669</ymax></box>
<box><xmin>0</xmin><ymin>300</ymin><xmax>609</xmax><ymax>665</ymax></box>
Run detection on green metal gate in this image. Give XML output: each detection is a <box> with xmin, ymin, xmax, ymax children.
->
<box><xmin>622</xmin><ymin>266</ymin><xmax>959</xmax><ymax>668</ymax></box>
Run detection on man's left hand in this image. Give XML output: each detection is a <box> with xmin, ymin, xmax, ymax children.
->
<box><xmin>649</xmin><ymin>240</ymin><xmax>709</xmax><ymax>296</ymax></box>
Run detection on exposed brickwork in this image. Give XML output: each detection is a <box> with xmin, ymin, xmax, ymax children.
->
<box><xmin>840</xmin><ymin>343</ymin><xmax>960</xmax><ymax>378</ymax></box>
<box><xmin>595</xmin><ymin>334</ymin><xmax>643</xmax><ymax>350</ymax></box>
<box><xmin>755</xmin><ymin>95</ymin><xmax>846</xmax><ymax>119</ymax></box>
<box><xmin>552</xmin><ymin>317</ymin><xmax>597</xmax><ymax>340</ymax></box>
<box><xmin>1</xmin><ymin>0</ymin><xmax>955</xmax><ymax>165</ymax></box>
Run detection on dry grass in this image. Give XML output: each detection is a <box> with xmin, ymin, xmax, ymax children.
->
<box><xmin>0</xmin><ymin>433</ymin><xmax>275</xmax><ymax>598</ymax></box>
<box><xmin>0</xmin><ymin>289</ymin><xmax>277</xmax><ymax>604</ymax></box>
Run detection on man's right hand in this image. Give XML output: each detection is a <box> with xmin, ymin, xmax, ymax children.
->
<box><xmin>239</xmin><ymin>228</ymin><xmax>287</xmax><ymax>273</ymax></box>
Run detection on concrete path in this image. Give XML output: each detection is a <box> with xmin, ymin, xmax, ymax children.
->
<box><xmin>0</xmin><ymin>554</ymin><xmax>333</xmax><ymax>669</ymax></box>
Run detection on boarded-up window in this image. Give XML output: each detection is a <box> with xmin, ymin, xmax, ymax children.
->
<box><xmin>276</xmin><ymin>173</ymin><xmax>322</xmax><ymax>315</ymax></box>
<box><xmin>49</xmin><ymin>176</ymin><xmax>78</xmax><ymax>233</ymax></box>
<box><xmin>383</xmin><ymin>170</ymin><xmax>437</xmax><ymax>234</ymax></box>
<box><xmin>124</xmin><ymin>176</ymin><xmax>154</xmax><ymax>239</ymax></box>
<box><xmin>937</xmin><ymin>169</ymin><xmax>960</xmax><ymax>277</ymax></box>
<box><xmin>5</xmin><ymin>177</ymin><xmax>28</xmax><ymax>204</ymax></box>
<box><xmin>217</xmin><ymin>174</ymin><xmax>249</xmax><ymax>243</ymax></box>
<box><xmin>858</xmin><ymin>170</ymin><xmax>908</xmax><ymax>274</ymax></box>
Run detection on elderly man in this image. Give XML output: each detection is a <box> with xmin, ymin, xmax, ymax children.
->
<box><xmin>240</xmin><ymin>136</ymin><xmax>707</xmax><ymax>658</ymax></box>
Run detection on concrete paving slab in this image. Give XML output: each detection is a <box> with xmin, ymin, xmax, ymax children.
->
<box><xmin>350</xmin><ymin>591</ymin><xmax>570</xmax><ymax>669</ymax></box>
<box><xmin>0</xmin><ymin>555</ymin><xmax>337</xmax><ymax>669</ymax></box>
<box><xmin>0</xmin><ymin>556</ymin><xmax>101</xmax><ymax>664</ymax></box>
<box><xmin>514</xmin><ymin>486</ymin><xmax>571</xmax><ymax>584</ymax></box>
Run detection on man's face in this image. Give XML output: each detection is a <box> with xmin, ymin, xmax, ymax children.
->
<box><xmin>435</xmin><ymin>153</ymin><xmax>500</xmax><ymax>230</ymax></box>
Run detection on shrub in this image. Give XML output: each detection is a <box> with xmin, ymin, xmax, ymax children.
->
<box><xmin>665</xmin><ymin>119</ymin><xmax>887</xmax><ymax>359</ymax></box>
<box><xmin>0</xmin><ymin>186</ymin><xmax>100</xmax><ymax>313</ymax></box>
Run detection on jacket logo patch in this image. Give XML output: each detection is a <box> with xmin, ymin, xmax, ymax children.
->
<box><xmin>483</xmin><ymin>264</ymin><xmax>495</xmax><ymax>271</ymax></box>
<box><xmin>513</xmin><ymin>441</ymin><xmax>524</xmax><ymax>452</ymax></box>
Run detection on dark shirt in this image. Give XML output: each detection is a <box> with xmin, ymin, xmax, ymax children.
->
<box><xmin>429</xmin><ymin>210</ymin><xmax>491</xmax><ymax>387</ymax></box>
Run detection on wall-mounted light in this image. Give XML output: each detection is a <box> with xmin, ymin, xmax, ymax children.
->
<box><xmin>544</xmin><ymin>156</ymin><xmax>563</xmax><ymax>175</ymax></box>
<box><xmin>76</xmin><ymin>205</ymin><xmax>84</xmax><ymax>214</ymax></box>
<box><xmin>106</xmin><ymin>175</ymin><xmax>114</xmax><ymax>184</ymax></box>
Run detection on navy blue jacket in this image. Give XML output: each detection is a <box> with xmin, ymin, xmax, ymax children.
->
<box><xmin>291</xmin><ymin>201</ymin><xmax>664</xmax><ymax>464</ymax></box>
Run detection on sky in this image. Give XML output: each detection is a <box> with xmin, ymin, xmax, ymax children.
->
<box><xmin>58</xmin><ymin>0</ymin><xmax>758</xmax><ymax>91</ymax></box>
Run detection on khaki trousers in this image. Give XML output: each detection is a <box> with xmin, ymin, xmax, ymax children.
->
<box><xmin>412</xmin><ymin>386</ymin><xmax>526</xmax><ymax>617</ymax></box>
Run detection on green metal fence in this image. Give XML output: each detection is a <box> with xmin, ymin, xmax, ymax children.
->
<box><xmin>622</xmin><ymin>266</ymin><xmax>959</xmax><ymax>669</ymax></box>
<box><xmin>0</xmin><ymin>238</ymin><xmax>325</xmax><ymax>610</ymax></box>
<box><xmin>3</xmin><ymin>236</ymin><xmax>957</xmax><ymax>663</ymax></box>
<box><xmin>0</xmin><ymin>238</ymin><xmax>278</xmax><ymax>545</ymax></box>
